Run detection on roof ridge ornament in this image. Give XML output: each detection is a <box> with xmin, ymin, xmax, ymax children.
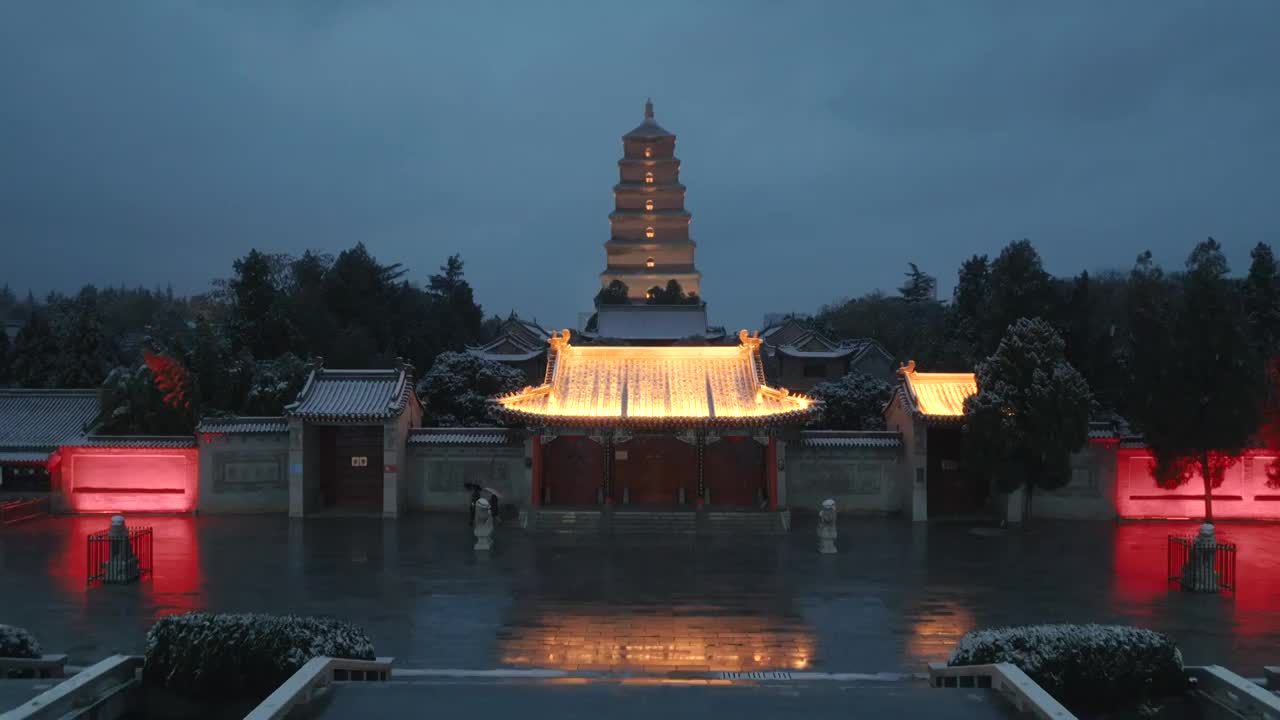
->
<box><xmin>548</xmin><ymin>329</ymin><xmax>572</xmax><ymax>351</ymax></box>
<box><xmin>644</xmin><ymin>98</ymin><xmax>654</xmax><ymax>121</ymax></box>
<box><xmin>898</xmin><ymin>359</ymin><xmax>917</xmax><ymax>376</ymax></box>
<box><xmin>737</xmin><ymin>329</ymin><xmax>763</xmax><ymax>351</ymax></box>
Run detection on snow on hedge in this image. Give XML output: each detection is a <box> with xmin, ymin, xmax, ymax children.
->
<box><xmin>143</xmin><ymin>612</ymin><xmax>375</xmax><ymax>699</ymax></box>
<box><xmin>949</xmin><ymin>624</ymin><xmax>1186</xmax><ymax>712</ymax></box>
<box><xmin>0</xmin><ymin>625</ymin><xmax>41</xmax><ymax>659</ymax></box>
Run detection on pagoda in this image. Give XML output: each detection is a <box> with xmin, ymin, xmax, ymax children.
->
<box><xmin>591</xmin><ymin>100</ymin><xmax>720</xmax><ymax>342</ymax></box>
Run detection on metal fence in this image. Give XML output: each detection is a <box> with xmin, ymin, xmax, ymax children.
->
<box><xmin>87</xmin><ymin>526</ymin><xmax>153</xmax><ymax>585</ymax></box>
<box><xmin>1168</xmin><ymin>535</ymin><xmax>1236</xmax><ymax>593</ymax></box>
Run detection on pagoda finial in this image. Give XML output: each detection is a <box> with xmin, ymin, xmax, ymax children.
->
<box><xmin>644</xmin><ymin>98</ymin><xmax>654</xmax><ymax>120</ymax></box>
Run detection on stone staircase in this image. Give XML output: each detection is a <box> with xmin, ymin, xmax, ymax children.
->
<box><xmin>532</xmin><ymin>509</ymin><xmax>603</xmax><ymax>534</ymax></box>
<box><xmin>704</xmin><ymin>510</ymin><xmax>785</xmax><ymax>535</ymax></box>
<box><xmin>610</xmin><ymin>510</ymin><xmax>697</xmax><ymax>535</ymax></box>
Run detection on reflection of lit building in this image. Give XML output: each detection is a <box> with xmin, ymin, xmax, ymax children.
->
<box><xmin>499</xmin><ymin>609</ymin><xmax>814</xmax><ymax>672</ymax></box>
<box><xmin>903</xmin><ymin>602</ymin><xmax>975</xmax><ymax>663</ymax></box>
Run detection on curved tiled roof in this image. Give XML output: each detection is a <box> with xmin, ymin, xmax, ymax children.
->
<box><xmin>74</xmin><ymin>435</ymin><xmax>197</xmax><ymax>449</ymax></box>
<box><xmin>286</xmin><ymin>367</ymin><xmax>415</xmax><ymax>421</ymax></box>
<box><xmin>800</xmin><ymin>431</ymin><xmax>902</xmax><ymax>449</ymax></box>
<box><xmin>0</xmin><ymin>389</ymin><xmax>99</xmax><ymax>450</ymax></box>
<box><xmin>897</xmin><ymin>364</ymin><xmax>977</xmax><ymax>425</ymax></box>
<box><xmin>197</xmin><ymin>417</ymin><xmax>289</xmax><ymax>434</ymax></box>
<box><xmin>493</xmin><ymin>332</ymin><xmax>817</xmax><ymax>429</ymax></box>
<box><xmin>408</xmin><ymin>428</ymin><xmax>513</xmax><ymax>446</ymax></box>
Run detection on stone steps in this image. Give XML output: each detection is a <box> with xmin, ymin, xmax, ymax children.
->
<box><xmin>704</xmin><ymin>511</ymin><xmax>784</xmax><ymax>535</ymax></box>
<box><xmin>533</xmin><ymin>510</ymin><xmax>603</xmax><ymax>534</ymax></box>
<box><xmin>611</xmin><ymin>510</ymin><xmax>697</xmax><ymax>535</ymax></box>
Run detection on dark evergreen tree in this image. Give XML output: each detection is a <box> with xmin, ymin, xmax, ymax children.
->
<box><xmin>1242</xmin><ymin>242</ymin><xmax>1280</xmax><ymax>358</ymax></box>
<box><xmin>1124</xmin><ymin>240</ymin><xmax>1263</xmax><ymax>521</ymax></box>
<box><xmin>946</xmin><ymin>254</ymin><xmax>991</xmax><ymax>366</ymax></box>
<box><xmin>808</xmin><ymin>372</ymin><xmax>893</xmax><ymax>430</ymax></box>
<box><xmin>10</xmin><ymin>311</ymin><xmax>59</xmax><ymax>387</ymax></box>
<box><xmin>416</xmin><ymin>352</ymin><xmax>527</xmax><ymax>426</ymax></box>
<box><xmin>0</xmin><ymin>326</ymin><xmax>10</xmax><ymax>385</ymax></box>
<box><xmin>1060</xmin><ymin>271</ymin><xmax>1121</xmax><ymax>410</ymax></box>
<box><xmin>984</xmin><ymin>240</ymin><xmax>1056</xmax><ymax>355</ymax></box>
<box><xmin>898</xmin><ymin>262</ymin><xmax>937</xmax><ymax>303</ymax></box>
<box><xmin>595</xmin><ymin>279</ymin><xmax>630</xmax><ymax>305</ymax></box>
<box><xmin>963</xmin><ymin>317</ymin><xmax>1092</xmax><ymax>520</ymax></box>
<box><xmin>230</xmin><ymin>249</ymin><xmax>291</xmax><ymax>357</ymax></box>
<box><xmin>427</xmin><ymin>254</ymin><xmax>483</xmax><ymax>347</ymax></box>
<box><xmin>51</xmin><ymin>289</ymin><xmax>109</xmax><ymax>387</ymax></box>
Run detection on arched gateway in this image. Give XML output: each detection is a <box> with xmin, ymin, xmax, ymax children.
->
<box><xmin>491</xmin><ymin>331</ymin><xmax>818</xmax><ymax>508</ymax></box>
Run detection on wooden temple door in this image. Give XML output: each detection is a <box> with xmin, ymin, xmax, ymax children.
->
<box><xmin>925</xmin><ymin>427</ymin><xmax>986</xmax><ymax>517</ymax></box>
<box><xmin>542</xmin><ymin>436</ymin><xmax>605</xmax><ymax>506</ymax></box>
<box><xmin>614</xmin><ymin>436</ymin><xmax>697</xmax><ymax>505</ymax></box>
<box><xmin>703</xmin><ymin>437</ymin><xmax>766</xmax><ymax>507</ymax></box>
<box><xmin>331</xmin><ymin>425</ymin><xmax>384</xmax><ymax>511</ymax></box>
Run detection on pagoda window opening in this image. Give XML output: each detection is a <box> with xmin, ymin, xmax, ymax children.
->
<box><xmin>646</xmin><ymin>257</ymin><xmax>656</xmax><ymax>268</ymax></box>
<box><xmin>644</xmin><ymin>172</ymin><xmax>654</xmax><ymax>184</ymax></box>
<box><xmin>644</xmin><ymin>146</ymin><xmax>653</xmax><ymax>158</ymax></box>
<box><xmin>644</xmin><ymin>199</ymin><xmax>655</xmax><ymax>211</ymax></box>
<box><xmin>645</xmin><ymin>226</ymin><xmax>655</xmax><ymax>239</ymax></box>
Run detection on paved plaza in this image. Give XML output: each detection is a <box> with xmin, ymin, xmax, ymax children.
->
<box><xmin>1</xmin><ymin>513</ymin><xmax>1277</xmax><ymax>676</ymax></box>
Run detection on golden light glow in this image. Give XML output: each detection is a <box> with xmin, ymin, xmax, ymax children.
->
<box><xmin>644</xmin><ymin>172</ymin><xmax>654</xmax><ymax>184</ymax></box>
<box><xmin>499</xmin><ymin>611</ymin><xmax>815</xmax><ymax>673</ymax></box>
<box><xmin>495</xmin><ymin>334</ymin><xmax>814</xmax><ymax>423</ymax></box>
<box><xmin>901</xmin><ymin>364</ymin><xmax>977</xmax><ymax>418</ymax></box>
<box><xmin>645</xmin><ymin>199</ymin><xmax>655</xmax><ymax>211</ymax></box>
<box><xmin>645</xmin><ymin>226</ymin><xmax>655</xmax><ymax>238</ymax></box>
<box><xmin>905</xmin><ymin>602</ymin><xmax>975</xmax><ymax>662</ymax></box>
<box><xmin>646</xmin><ymin>257</ymin><xmax>656</xmax><ymax>268</ymax></box>
<box><xmin>644</xmin><ymin>146</ymin><xmax>653</xmax><ymax>158</ymax></box>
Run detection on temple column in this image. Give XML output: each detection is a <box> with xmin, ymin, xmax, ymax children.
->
<box><xmin>530</xmin><ymin>435</ymin><xmax>543</xmax><ymax>507</ymax></box>
<box><xmin>766</xmin><ymin>437</ymin><xmax>780</xmax><ymax>510</ymax></box>
<box><xmin>696</xmin><ymin>435</ymin><xmax>705</xmax><ymax>508</ymax></box>
<box><xmin>604</xmin><ymin>436</ymin><xmax>614</xmax><ymax>505</ymax></box>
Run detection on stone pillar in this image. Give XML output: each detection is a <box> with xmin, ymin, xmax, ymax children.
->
<box><xmin>817</xmin><ymin>499</ymin><xmax>837</xmax><ymax>554</ymax></box>
<box><xmin>766</xmin><ymin>437</ymin><xmax>780</xmax><ymax>510</ymax></box>
<box><xmin>911</xmin><ymin>467</ymin><xmax>928</xmax><ymax>522</ymax></box>
<box><xmin>474</xmin><ymin>497</ymin><xmax>494</xmax><ymax>551</ymax></box>
<box><xmin>1005</xmin><ymin>486</ymin><xmax>1026</xmax><ymax>525</ymax></box>
<box><xmin>382</xmin><ymin>420</ymin><xmax>401</xmax><ymax>518</ymax></box>
<box><xmin>287</xmin><ymin>418</ymin><xmax>306</xmax><ymax>518</ymax></box>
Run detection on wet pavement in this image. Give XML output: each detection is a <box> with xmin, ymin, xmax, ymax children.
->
<box><xmin>315</xmin><ymin>678</ymin><xmax>1019</xmax><ymax>720</ymax></box>
<box><xmin>1</xmin><ymin>514</ymin><xmax>1278</xmax><ymax>675</ymax></box>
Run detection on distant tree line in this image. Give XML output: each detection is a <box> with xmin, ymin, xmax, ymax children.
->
<box><xmin>0</xmin><ymin>243</ymin><xmax>494</xmax><ymax>434</ymax></box>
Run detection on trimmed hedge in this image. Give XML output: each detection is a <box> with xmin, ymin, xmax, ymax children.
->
<box><xmin>143</xmin><ymin>613</ymin><xmax>375</xmax><ymax>700</ymax></box>
<box><xmin>0</xmin><ymin>625</ymin><xmax>41</xmax><ymax>659</ymax></box>
<box><xmin>948</xmin><ymin>624</ymin><xmax>1186</xmax><ymax>712</ymax></box>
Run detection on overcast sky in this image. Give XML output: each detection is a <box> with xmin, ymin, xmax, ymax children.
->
<box><xmin>2</xmin><ymin>1</ymin><xmax>1277</xmax><ymax>331</ymax></box>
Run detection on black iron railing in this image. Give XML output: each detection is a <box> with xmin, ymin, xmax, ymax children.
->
<box><xmin>1168</xmin><ymin>535</ymin><xmax>1236</xmax><ymax>593</ymax></box>
<box><xmin>87</xmin><ymin>526</ymin><xmax>153</xmax><ymax>585</ymax></box>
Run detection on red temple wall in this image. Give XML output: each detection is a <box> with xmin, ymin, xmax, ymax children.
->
<box><xmin>53</xmin><ymin>446</ymin><xmax>198</xmax><ymax>514</ymax></box>
<box><xmin>1113</xmin><ymin>447</ymin><xmax>1280</xmax><ymax>520</ymax></box>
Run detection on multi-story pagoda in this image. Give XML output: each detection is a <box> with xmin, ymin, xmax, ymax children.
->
<box><xmin>590</xmin><ymin>100</ymin><xmax>721</xmax><ymax>342</ymax></box>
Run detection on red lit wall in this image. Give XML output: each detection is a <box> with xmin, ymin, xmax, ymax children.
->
<box><xmin>1114</xmin><ymin>448</ymin><xmax>1280</xmax><ymax>520</ymax></box>
<box><xmin>54</xmin><ymin>446</ymin><xmax>198</xmax><ymax>514</ymax></box>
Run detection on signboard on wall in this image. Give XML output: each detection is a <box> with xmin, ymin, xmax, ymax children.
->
<box><xmin>351</xmin><ymin>456</ymin><xmax>368</xmax><ymax>467</ymax></box>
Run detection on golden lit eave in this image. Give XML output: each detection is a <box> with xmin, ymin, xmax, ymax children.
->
<box><xmin>898</xmin><ymin>360</ymin><xmax>977</xmax><ymax>423</ymax></box>
<box><xmin>491</xmin><ymin>330</ymin><xmax>818</xmax><ymax>429</ymax></box>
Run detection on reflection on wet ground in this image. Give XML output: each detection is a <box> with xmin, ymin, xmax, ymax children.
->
<box><xmin>0</xmin><ymin>514</ymin><xmax>1277</xmax><ymax>674</ymax></box>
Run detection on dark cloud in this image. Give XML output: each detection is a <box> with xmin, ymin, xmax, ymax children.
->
<box><xmin>2</xmin><ymin>0</ymin><xmax>1277</xmax><ymax>331</ymax></box>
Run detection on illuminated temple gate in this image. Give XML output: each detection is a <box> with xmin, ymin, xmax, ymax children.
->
<box><xmin>492</xmin><ymin>330</ymin><xmax>817</xmax><ymax>508</ymax></box>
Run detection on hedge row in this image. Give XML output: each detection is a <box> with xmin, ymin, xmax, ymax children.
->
<box><xmin>143</xmin><ymin>612</ymin><xmax>375</xmax><ymax>700</ymax></box>
<box><xmin>948</xmin><ymin>623</ymin><xmax>1186</xmax><ymax>712</ymax></box>
<box><xmin>0</xmin><ymin>625</ymin><xmax>41</xmax><ymax>659</ymax></box>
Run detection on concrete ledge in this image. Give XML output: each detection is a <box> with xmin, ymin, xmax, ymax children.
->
<box><xmin>245</xmin><ymin>656</ymin><xmax>394</xmax><ymax>720</ymax></box>
<box><xmin>1186</xmin><ymin>665</ymin><xmax>1280</xmax><ymax>719</ymax></box>
<box><xmin>0</xmin><ymin>655</ymin><xmax>67</xmax><ymax>679</ymax></box>
<box><xmin>3</xmin><ymin>654</ymin><xmax>141</xmax><ymax>719</ymax></box>
<box><xmin>1264</xmin><ymin>666</ymin><xmax>1278</xmax><ymax>689</ymax></box>
<box><xmin>928</xmin><ymin>662</ymin><xmax>1074</xmax><ymax>719</ymax></box>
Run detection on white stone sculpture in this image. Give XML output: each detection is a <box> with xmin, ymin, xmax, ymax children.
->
<box><xmin>473</xmin><ymin>498</ymin><xmax>494</xmax><ymax>551</ymax></box>
<box><xmin>103</xmin><ymin>515</ymin><xmax>140</xmax><ymax>583</ymax></box>
<box><xmin>1182</xmin><ymin>522</ymin><xmax>1218</xmax><ymax>593</ymax></box>
<box><xmin>817</xmin><ymin>499</ymin><xmax>837</xmax><ymax>554</ymax></box>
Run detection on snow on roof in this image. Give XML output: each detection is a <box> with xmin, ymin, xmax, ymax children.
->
<box><xmin>0</xmin><ymin>450</ymin><xmax>52</xmax><ymax>465</ymax></box>
<box><xmin>408</xmin><ymin>428</ymin><xmax>513</xmax><ymax>446</ymax></box>
<box><xmin>73</xmin><ymin>435</ymin><xmax>197</xmax><ymax>449</ymax></box>
<box><xmin>799</xmin><ymin>431</ymin><xmax>902</xmax><ymax>449</ymax></box>
<box><xmin>493</xmin><ymin>330</ymin><xmax>816</xmax><ymax>429</ymax></box>
<box><xmin>197</xmin><ymin>417</ymin><xmax>289</xmax><ymax>434</ymax></box>
<box><xmin>286</xmin><ymin>367</ymin><xmax>416</xmax><ymax>421</ymax></box>
<box><xmin>898</xmin><ymin>361</ymin><xmax>977</xmax><ymax>423</ymax></box>
<box><xmin>0</xmin><ymin>389</ymin><xmax>99</xmax><ymax>450</ymax></box>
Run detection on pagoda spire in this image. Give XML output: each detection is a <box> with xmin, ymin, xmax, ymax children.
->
<box><xmin>644</xmin><ymin>98</ymin><xmax>654</xmax><ymax>120</ymax></box>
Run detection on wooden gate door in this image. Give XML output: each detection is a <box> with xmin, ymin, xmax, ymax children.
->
<box><xmin>614</xmin><ymin>436</ymin><xmax>697</xmax><ymax>506</ymax></box>
<box><xmin>925</xmin><ymin>427</ymin><xmax>986</xmax><ymax>517</ymax></box>
<box><xmin>703</xmin><ymin>438</ymin><xmax>765</xmax><ymax>507</ymax></box>
<box><xmin>543</xmin><ymin>436</ymin><xmax>605</xmax><ymax>506</ymax></box>
<box><xmin>332</xmin><ymin>425</ymin><xmax>384</xmax><ymax>511</ymax></box>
